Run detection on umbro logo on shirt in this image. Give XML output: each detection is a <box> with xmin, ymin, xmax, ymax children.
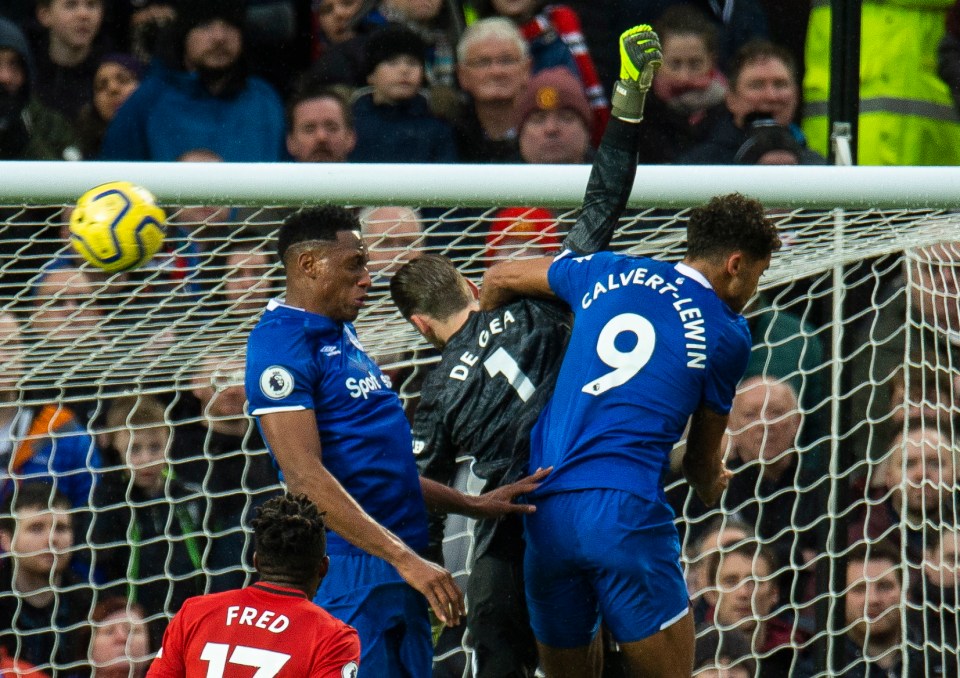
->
<box><xmin>320</xmin><ymin>346</ymin><xmax>341</xmax><ymax>356</ymax></box>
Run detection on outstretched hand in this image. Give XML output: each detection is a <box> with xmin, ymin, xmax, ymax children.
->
<box><xmin>469</xmin><ymin>467</ymin><xmax>552</xmax><ymax>518</ymax></box>
<box><xmin>395</xmin><ymin>554</ymin><xmax>465</xmax><ymax>628</ymax></box>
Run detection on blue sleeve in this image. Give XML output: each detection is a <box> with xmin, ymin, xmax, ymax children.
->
<box><xmin>98</xmin><ymin>84</ymin><xmax>153</xmax><ymax>160</ymax></box>
<box><xmin>245</xmin><ymin>323</ymin><xmax>319</xmax><ymax>415</ymax></box>
<box><xmin>546</xmin><ymin>250</ymin><xmax>616</xmax><ymax>309</ymax></box>
<box><xmin>702</xmin><ymin>318</ymin><xmax>752</xmax><ymax>414</ymax></box>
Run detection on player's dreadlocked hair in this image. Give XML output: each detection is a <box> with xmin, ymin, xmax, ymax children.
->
<box><xmin>277</xmin><ymin>205</ymin><xmax>361</xmax><ymax>266</ymax></box>
<box><xmin>390</xmin><ymin>253</ymin><xmax>474</xmax><ymax>321</ymax></box>
<box><xmin>253</xmin><ymin>493</ymin><xmax>327</xmax><ymax>585</ymax></box>
<box><xmin>685</xmin><ymin>193</ymin><xmax>781</xmax><ymax>262</ymax></box>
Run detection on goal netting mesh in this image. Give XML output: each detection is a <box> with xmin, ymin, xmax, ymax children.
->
<box><xmin>0</xmin><ymin>163</ymin><xmax>959</xmax><ymax>677</ymax></box>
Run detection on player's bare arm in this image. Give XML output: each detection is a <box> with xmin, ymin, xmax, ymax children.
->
<box><xmin>420</xmin><ymin>467</ymin><xmax>551</xmax><ymax>519</ymax></box>
<box><xmin>259</xmin><ymin>409</ymin><xmax>465</xmax><ymax>626</ymax></box>
<box><xmin>682</xmin><ymin>405</ymin><xmax>732</xmax><ymax>507</ymax></box>
<box><xmin>479</xmin><ymin>256</ymin><xmax>555</xmax><ymax>311</ymax></box>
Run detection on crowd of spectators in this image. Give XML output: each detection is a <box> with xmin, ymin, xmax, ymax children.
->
<box><xmin>2</xmin><ymin>1</ymin><xmax>960</xmax><ymax>677</ymax></box>
<box><xmin>2</xmin><ymin>0</ymin><xmax>959</xmax><ymax>165</ymax></box>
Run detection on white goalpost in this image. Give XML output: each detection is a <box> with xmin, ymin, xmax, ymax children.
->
<box><xmin>1</xmin><ymin>162</ymin><xmax>959</xmax><ymax>677</ymax></box>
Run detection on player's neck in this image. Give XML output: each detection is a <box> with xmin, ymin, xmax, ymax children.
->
<box><xmin>432</xmin><ymin>305</ymin><xmax>476</xmax><ymax>349</ymax></box>
<box><xmin>259</xmin><ymin>577</ymin><xmax>313</xmax><ymax>598</ymax></box>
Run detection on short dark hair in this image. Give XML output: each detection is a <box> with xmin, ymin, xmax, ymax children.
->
<box><xmin>390</xmin><ymin>254</ymin><xmax>473</xmax><ymax>321</ymax></box>
<box><xmin>846</xmin><ymin>540</ymin><xmax>903</xmax><ymax>586</ymax></box>
<box><xmin>694</xmin><ymin>624</ymin><xmax>757</xmax><ymax>674</ymax></box>
<box><xmin>253</xmin><ymin>493</ymin><xmax>326</xmax><ymax>582</ymax></box>
<box><xmin>685</xmin><ymin>193</ymin><xmax>781</xmax><ymax>262</ymax></box>
<box><xmin>705</xmin><ymin>540</ymin><xmax>778</xmax><ymax>587</ymax></box>
<box><xmin>729</xmin><ymin>39</ymin><xmax>797</xmax><ymax>91</ymax></box>
<box><xmin>0</xmin><ymin>482</ymin><xmax>72</xmax><ymax>534</ymax></box>
<box><xmin>286</xmin><ymin>85</ymin><xmax>354</xmax><ymax>131</ymax></box>
<box><xmin>277</xmin><ymin>205</ymin><xmax>360</xmax><ymax>265</ymax></box>
<box><xmin>653</xmin><ymin>4</ymin><xmax>720</xmax><ymax>57</ymax></box>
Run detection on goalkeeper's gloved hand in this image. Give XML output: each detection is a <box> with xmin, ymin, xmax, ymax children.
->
<box><xmin>611</xmin><ymin>24</ymin><xmax>663</xmax><ymax>123</ymax></box>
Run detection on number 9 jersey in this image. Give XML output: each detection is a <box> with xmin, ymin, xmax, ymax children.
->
<box><xmin>529</xmin><ymin>250</ymin><xmax>751</xmax><ymax>502</ymax></box>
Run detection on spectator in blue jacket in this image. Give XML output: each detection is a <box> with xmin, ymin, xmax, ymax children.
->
<box><xmin>0</xmin><ymin>311</ymin><xmax>100</xmax><ymax>513</ymax></box>
<box><xmin>99</xmin><ymin>0</ymin><xmax>286</xmax><ymax>161</ymax></box>
<box><xmin>350</xmin><ymin>24</ymin><xmax>457</xmax><ymax>163</ymax></box>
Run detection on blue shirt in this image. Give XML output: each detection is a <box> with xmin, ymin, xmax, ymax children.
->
<box><xmin>529</xmin><ymin>252</ymin><xmax>751</xmax><ymax>501</ymax></box>
<box><xmin>100</xmin><ymin>62</ymin><xmax>286</xmax><ymax>162</ymax></box>
<box><xmin>245</xmin><ymin>300</ymin><xmax>429</xmax><ymax>556</ymax></box>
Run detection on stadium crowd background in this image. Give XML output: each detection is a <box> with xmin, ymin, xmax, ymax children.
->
<box><xmin>0</xmin><ymin>0</ymin><xmax>960</xmax><ymax>676</ymax></box>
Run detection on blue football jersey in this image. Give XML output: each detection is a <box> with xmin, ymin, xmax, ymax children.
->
<box><xmin>245</xmin><ymin>300</ymin><xmax>429</xmax><ymax>556</ymax></box>
<box><xmin>529</xmin><ymin>252</ymin><xmax>751</xmax><ymax>501</ymax></box>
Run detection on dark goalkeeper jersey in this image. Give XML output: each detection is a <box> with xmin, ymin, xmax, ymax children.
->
<box><xmin>413</xmin><ymin>118</ymin><xmax>643</xmax><ymax>557</ymax></box>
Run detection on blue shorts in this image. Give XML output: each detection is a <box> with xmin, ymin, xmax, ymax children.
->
<box><xmin>524</xmin><ymin>488</ymin><xmax>689</xmax><ymax>648</ymax></box>
<box><xmin>315</xmin><ymin>552</ymin><xmax>432</xmax><ymax>678</ymax></box>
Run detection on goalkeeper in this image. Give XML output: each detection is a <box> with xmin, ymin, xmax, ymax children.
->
<box><xmin>389</xmin><ymin>26</ymin><xmax>663</xmax><ymax>678</ymax></box>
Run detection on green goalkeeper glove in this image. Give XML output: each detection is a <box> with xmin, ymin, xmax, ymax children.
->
<box><xmin>611</xmin><ymin>25</ymin><xmax>663</xmax><ymax>123</ymax></box>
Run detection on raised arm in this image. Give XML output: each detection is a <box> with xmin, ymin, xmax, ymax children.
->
<box><xmin>259</xmin><ymin>409</ymin><xmax>464</xmax><ymax>626</ymax></box>
<box><xmin>562</xmin><ymin>25</ymin><xmax>662</xmax><ymax>255</ymax></box>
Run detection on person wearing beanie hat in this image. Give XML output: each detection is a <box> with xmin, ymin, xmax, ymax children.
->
<box><xmin>349</xmin><ymin>23</ymin><xmax>457</xmax><ymax>161</ymax></box>
<box><xmin>76</xmin><ymin>52</ymin><xmax>145</xmax><ymax>157</ymax></box>
<box><xmin>175</xmin><ymin>0</ymin><xmax>248</xmax><ymax>34</ymax></box>
<box><xmin>361</xmin><ymin>24</ymin><xmax>426</xmax><ymax>85</ymax></box>
<box><xmin>677</xmin><ymin>39</ymin><xmax>826</xmax><ymax>165</ymax></box>
<box><xmin>100</xmin><ymin>0</ymin><xmax>286</xmax><ymax>161</ymax></box>
<box><xmin>515</xmin><ymin>66</ymin><xmax>591</xmax><ymax>164</ymax></box>
<box><xmin>0</xmin><ymin>16</ymin><xmax>80</xmax><ymax>159</ymax></box>
<box><xmin>734</xmin><ymin>114</ymin><xmax>802</xmax><ymax>165</ymax></box>
<box><xmin>485</xmin><ymin>207</ymin><xmax>560</xmax><ymax>264</ymax></box>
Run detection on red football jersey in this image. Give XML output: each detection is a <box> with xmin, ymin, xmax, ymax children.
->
<box><xmin>147</xmin><ymin>583</ymin><xmax>360</xmax><ymax>678</ymax></box>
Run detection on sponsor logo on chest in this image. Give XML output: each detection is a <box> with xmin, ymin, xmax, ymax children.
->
<box><xmin>345</xmin><ymin>369</ymin><xmax>393</xmax><ymax>399</ymax></box>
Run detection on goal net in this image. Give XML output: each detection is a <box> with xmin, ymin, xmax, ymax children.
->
<box><xmin>0</xmin><ymin>162</ymin><xmax>958</xmax><ymax>677</ymax></box>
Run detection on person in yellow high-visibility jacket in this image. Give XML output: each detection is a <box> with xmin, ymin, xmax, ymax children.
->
<box><xmin>803</xmin><ymin>0</ymin><xmax>960</xmax><ymax>165</ymax></box>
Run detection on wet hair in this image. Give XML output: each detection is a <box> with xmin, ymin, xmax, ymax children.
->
<box><xmin>390</xmin><ymin>253</ymin><xmax>473</xmax><ymax>321</ymax></box>
<box><xmin>653</xmin><ymin>4</ymin><xmax>720</xmax><ymax>57</ymax></box>
<box><xmin>277</xmin><ymin>205</ymin><xmax>361</xmax><ymax>265</ymax></box>
<box><xmin>729</xmin><ymin>39</ymin><xmax>797</xmax><ymax>92</ymax></box>
<box><xmin>252</xmin><ymin>493</ymin><xmax>327</xmax><ymax>585</ymax></box>
<box><xmin>0</xmin><ymin>482</ymin><xmax>72</xmax><ymax>534</ymax></box>
<box><xmin>685</xmin><ymin>193</ymin><xmax>781</xmax><ymax>263</ymax></box>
